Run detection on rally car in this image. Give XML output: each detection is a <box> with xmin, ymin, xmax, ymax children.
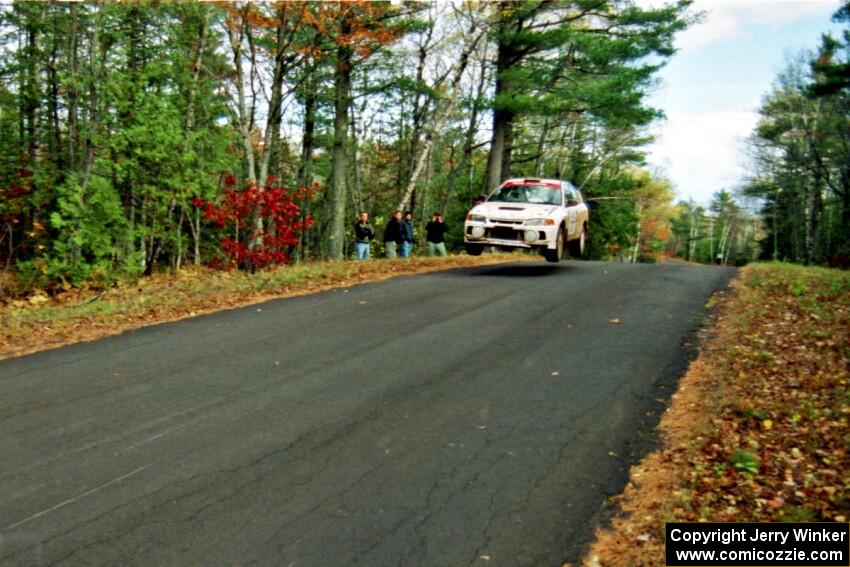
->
<box><xmin>464</xmin><ymin>178</ymin><xmax>589</xmax><ymax>263</ymax></box>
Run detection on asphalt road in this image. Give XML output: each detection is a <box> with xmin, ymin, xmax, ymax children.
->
<box><xmin>0</xmin><ymin>260</ymin><xmax>734</xmax><ymax>567</ymax></box>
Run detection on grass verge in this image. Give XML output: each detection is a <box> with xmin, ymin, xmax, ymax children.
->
<box><xmin>585</xmin><ymin>262</ymin><xmax>850</xmax><ymax>566</ymax></box>
<box><xmin>0</xmin><ymin>254</ymin><xmax>528</xmax><ymax>360</ymax></box>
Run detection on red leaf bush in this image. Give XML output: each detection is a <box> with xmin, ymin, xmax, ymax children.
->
<box><xmin>194</xmin><ymin>180</ymin><xmax>315</xmax><ymax>270</ymax></box>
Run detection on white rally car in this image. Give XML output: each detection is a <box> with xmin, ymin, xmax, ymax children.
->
<box><xmin>464</xmin><ymin>178</ymin><xmax>589</xmax><ymax>263</ymax></box>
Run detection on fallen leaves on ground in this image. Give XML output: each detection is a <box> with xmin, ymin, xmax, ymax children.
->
<box><xmin>585</xmin><ymin>263</ymin><xmax>850</xmax><ymax>566</ymax></box>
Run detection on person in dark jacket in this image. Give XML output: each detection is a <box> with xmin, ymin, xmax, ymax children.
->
<box><xmin>353</xmin><ymin>211</ymin><xmax>374</xmax><ymax>260</ymax></box>
<box><xmin>425</xmin><ymin>212</ymin><xmax>448</xmax><ymax>257</ymax></box>
<box><xmin>383</xmin><ymin>210</ymin><xmax>402</xmax><ymax>258</ymax></box>
<box><xmin>399</xmin><ymin>211</ymin><xmax>414</xmax><ymax>258</ymax></box>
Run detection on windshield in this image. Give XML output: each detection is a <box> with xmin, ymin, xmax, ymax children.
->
<box><xmin>488</xmin><ymin>184</ymin><xmax>562</xmax><ymax>206</ymax></box>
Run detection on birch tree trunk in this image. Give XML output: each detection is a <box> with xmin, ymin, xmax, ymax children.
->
<box><xmin>227</xmin><ymin>18</ymin><xmax>256</xmax><ymax>185</ymax></box>
<box><xmin>249</xmin><ymin>8</ymin><xmax>289</xmax><ymax>250</ymax></box>
<box><xmin>688</xmin><ymin>210</ymin><xmax>697</xmax><ymax>261</ymax></box>
<box><xmin>396</xmin><ymin>29</ymin><xmax>485</xmax><ymax>212</ymax></box>
<box><xmin>631</xmin><ymin>203</ymin><xmax>642</xmax><ymax>263</ymax></box>
<box><xmin>183</xmin><ymin>9</ymin><xmax>206</xmax><ymax>265</ymax></box>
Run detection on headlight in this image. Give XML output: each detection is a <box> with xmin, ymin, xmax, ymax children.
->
<box><xmin>525</xmin><ymin>218</ymin><xmax>554</xmax><ymax>226</ymax></box>
<box><xmin>466</xmin><ymin>214</ymin><xmax>487</xmax><ymax>223</ymax></box>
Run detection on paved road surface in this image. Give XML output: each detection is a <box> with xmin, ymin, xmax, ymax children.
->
<box><xmin>0</xmin><ymin>260</ymin><xmax>734</xmax><ymax>566</ymax></box>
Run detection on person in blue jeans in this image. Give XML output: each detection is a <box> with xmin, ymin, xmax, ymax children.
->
<box><xmin>399</xmin><ymin>211</ymin><xmax>414</xmax><ymax>257</ymax></box>
<box><xmin>353</xmin><ymin>211</ymin><xmax>374</xmax><ymax>260</ymax></box>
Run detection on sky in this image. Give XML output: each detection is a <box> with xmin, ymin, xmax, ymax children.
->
<box><xmin>637</xmin><ymin>0</ymin><xmax>845</xmax><ymax>206</ymax></box>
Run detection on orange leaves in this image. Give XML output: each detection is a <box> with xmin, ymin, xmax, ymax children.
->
<box><xmin>305</xmin><ymin>0</ymin><xmax>403</xmax><ymax>58</ymax></box>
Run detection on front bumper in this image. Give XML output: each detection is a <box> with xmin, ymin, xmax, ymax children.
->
<box><xmin>464</xmin><ymin>221</ymin><xmax>559</xmax><ymax>250</ymax></box>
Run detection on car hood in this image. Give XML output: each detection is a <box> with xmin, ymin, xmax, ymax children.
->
<box><xmin>471</xmin><ymin>202</ymin><xmax>559</xmax><ymax>220</ymax></box>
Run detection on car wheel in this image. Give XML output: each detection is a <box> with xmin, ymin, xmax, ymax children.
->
<box><xmin>567</xmin><ymin>225</ymin><xmax>586</xmax><ymax>258</ymax></box>
<box><xmin>465</xmin><ymin>243</ymin><xmax>484</xmax><ymax>256</ymax></box>
<box><xmin>544</xmin><ymin>227</ymin><xmax>564</xmax><ymax>263</ymax></box>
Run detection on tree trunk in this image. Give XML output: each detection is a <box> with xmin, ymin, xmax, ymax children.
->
<box><xmin>327</xmin><ymin>21</ymin><xmax>353</xmax><ymax>260</ymax></box>
<box><xmin>248</xmin><ymin>8</ymin><xmax>288</xmax><ymax>251</ymax></box>
<box><xmin>396</xmin><ymin>28</ymin><xmax>485</xmax><ymax>212</ymax></box>
<box><xmin>175</xmin><ymin>206</ymin><xmax>184</xmax><ymax>270</ymax></box>
<box><xmin>47</xmin><ymin>8</ymin><xmax>62</xmax><ymax>176</ymax></box>
<box><xmin>256</xmin><ymin>6</ymin><xmax>287</xmax><ymax>191</ymax></box>
<box><xmin>187</xmin><ymin>205</ymin><xmax>201</xmax><ymax>266</ymax></box>
<box><xmin>534</xmin><ymin>118</ymin><xmax>550</xmax><ymax>176</ymax></box>
<box><xmin>179</xmin><ymin>7</ymin><xmax>207</xmax><ymax>265</ymax></box>
<box><xmin>296</xmin><ymin>70</ymin><xmax>317</xmax><ymax>261</ymax></box>
<box><xmin>463</xmin><ymin>60</ymin><xmax>487</xmax><ymax>195</ymax></box>
<box><xmin>349</xmin><ymin>111</ymin><xmax>364</xmax><ymax>217</ymax></box>
<box><xmin>487</xmin><ymin>104</ymin><xmax>514</xmax><ymax>191</ymax></box>
<box><xmin>227</xmin><ymin>16</ymin><xmax>257</xmax><ymax>185</ymax></box>
<box><xmin>486</xmin><ymin>4</ymin><xmax>515</xmax><ymax>192</ymax></box>
<box><xmin>67</xmin><ymin>3</ymin><xmax>79</xmax><ymax>172</ymax></box>
<box><xmin>709</xmin><ymin>216</ymin><xmax>715</xmax><ymax>262</ymax></box>
<box><xmin>406</xmin><ymin>20</ymin><xmax>434</xmax><ymax>189</ymax></box>
<box><xmin>631</xmin><ymin>202</ymin><xmax>642</xmax><ymax>263</ymax></box>
<box><xmin>23</xmin><ymin>10</ymin><xmax>39</xmax><ymax>163</ymax></box>
<box><xmin>805</xmin><ymin>175</ymin><xmax>822</xmax><ymax>265</ymax></box>
<box><xmin>841</xmin><ymin>186</ymin><xmax>850</xmax><ymax>253</ymax></box>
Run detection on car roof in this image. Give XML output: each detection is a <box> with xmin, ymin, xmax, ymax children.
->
<box><xmin>501</xmin><ymin>178</ymin><xmax>567</xmax><ymax>186</ymax></box>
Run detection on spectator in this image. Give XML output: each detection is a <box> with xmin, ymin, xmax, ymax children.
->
<box><xmin>399</xmin><ymin>211</ymin><xmax>414</xmax><ymax>257</ymax></box>
<box><xmin>425</xmin><ymin>212</ymin><xmax>448</xmax><ymax>257</ymax></box>
<box><xmin>383</xmin><ymin>210</ymin><xmax>402</xmax><ymax>258</ymax></box>
<box><xmin>353</xmin><ymin>211</ymin><xmax>374</xmax><ymax>260</ymax></box>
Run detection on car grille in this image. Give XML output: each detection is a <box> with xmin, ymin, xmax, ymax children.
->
<box><xmin>488</xmin><ymin>227</ymin><xmax>522</xmax><ymax>240</ymax></box>
<box><xmin>491</xmin><ymin>218</ymin><xmax>522</xmax><ymax>225</ymax></box>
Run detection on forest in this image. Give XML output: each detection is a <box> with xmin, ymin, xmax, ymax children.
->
<box><xmin>668</xmin><ymin>2</ymin><xmax>850</xmax><ymax>268</ymax></box>
<box><xmin>743</xmin><ymin>1</ymin><xmax>850</xmax><ymax>267</ymax></box>
<box><xmin>0</xmin><ymin>0</ymin><xmax>846</xmax><ymax>299</ymax></box>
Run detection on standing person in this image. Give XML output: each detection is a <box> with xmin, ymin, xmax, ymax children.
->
<box><xmin>399</xmin><ymin>211</ymin><xmax>414</xmax><ymax>258</ymax></box>
<box><xmin>353</xmin><ymin>211</ymin><xmax>374</xmax><ymax>260</ymax></box>
<box><xmin>383</xmin><ymin>210</ymin><xmax>402</xmax><ymax>258</ymax></box>
<box><xmin>425</xmin><ymin>212</ymin><xmax>448</xmax><ymax>257</ymax></box>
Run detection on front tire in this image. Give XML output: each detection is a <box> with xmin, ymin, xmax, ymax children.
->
<box><xmin>543</xmin><ymin>227</ymin><xmax>564</xmax><ymax>263</ymax></box>
<box><xmin>465</xmin><ymin>243</ymin><xmax>484</xmax><ymax>256</ymax></box>
<box><xmin>567</xmin><ymin>225</ymin><xmax>586</xmax><ymax>258</ymax></box>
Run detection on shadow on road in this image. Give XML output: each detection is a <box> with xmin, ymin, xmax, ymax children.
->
<box><xmin>455</xmin><ymin>263</ymin><xmax>571</xmax><ymax>277</ymax></box>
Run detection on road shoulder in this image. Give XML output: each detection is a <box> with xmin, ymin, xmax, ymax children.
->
<box><xmin>583</xmin><ymin>263</ymin><xmax>850</xmax><ymax>566</ymax></box>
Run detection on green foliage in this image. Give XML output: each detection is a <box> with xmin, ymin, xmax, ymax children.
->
<box><xmin>745</xmin><ymin>4</ymin><xmax>850</xmax><ymax>266</ymax></box>
<box><xmin>0</xmin><ymin>0</ymin><xmax>693</xmax><ymax>289</ymax></box>
<box><xmin>48</xmin><ymin>175</ymin><xmax>129</xmax><ymax>285</ymax></box>
<box><xmin>731</xmin><ymin>448</ymin><xmax>760</xmax><ymax>476</ymax></box>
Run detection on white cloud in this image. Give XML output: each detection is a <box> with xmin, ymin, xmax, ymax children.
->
<box><xmin>645</xmin><ymin>111</ymin><xmax>760</xmax><ymax>204</ymax></box>
<box><xmin>634</xmin><ymin>0</ymin><xmax>841</xmax><ymax>203</ymax></box>
<box><xmin>636</xmin><ymin>0</ymin><xmax>840</xmax><ymax>51</ymax></box>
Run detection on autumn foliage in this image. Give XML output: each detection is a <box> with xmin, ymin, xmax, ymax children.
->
<box><xmin>194</xmin><ymin>179</ymin><xmax>315</xmax><ymax>270</ymax></box>
<box><xmin>686</xmin><ymin>265</ymin><xmax>850</xmax><ymax>523</ymax></box>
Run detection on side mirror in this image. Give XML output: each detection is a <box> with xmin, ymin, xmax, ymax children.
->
<box><xmin>566</xmin><ymin>199</ymin><xmax>579</xmax><ymax>207</ymax></box>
